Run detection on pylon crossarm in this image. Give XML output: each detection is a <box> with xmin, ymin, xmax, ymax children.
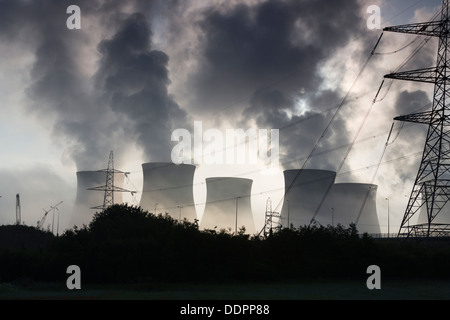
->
<box><xmin>384</xmin><ymin>20</ymin><xmax>444</xmax><ymax>37</ymax></box>
<box><xmin>87</xmin><ymin>185</ymin><xmax>132</xmax><ymax>192</ymax></box>
<box><xmin>90</xmin><ymin>205</ymin><xmax>105</xmax><ymax>210</ymax></box>
<box><xmin>394</xmin><ymin>111</ymin><xmax>438</xmax><ymax>124</ymax></box>
<box><xmin>110</xmin><ymin>186</ymin><xmax>133</xmax><ymax>193</ymax></box>
<box><xmin>87</xmin><ymin>186</ymin><xmax>108</xmax><ymax>191</ymax></box>
<box><xmin>385</xmin><ymin>67</ymin><xmax>442</xmax><ymax>84</ymax></box>
<box><xmin>95</xmin><ymin>168</ymin><xmax>126</xmax><ymax>174</ymax></box>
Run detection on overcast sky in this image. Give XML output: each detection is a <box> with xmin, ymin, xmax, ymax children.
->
<box><xmin>0</xmin><ymin>0</ymin><xmax>444</xmax><ymax>233</ymax></box>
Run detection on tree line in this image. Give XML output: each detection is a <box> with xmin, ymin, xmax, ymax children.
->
<box><xmin>1</xmin><ymin>204</ymin><xmax>450</xmax><ymax>284</ymax></box>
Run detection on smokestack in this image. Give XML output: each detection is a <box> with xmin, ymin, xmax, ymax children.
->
<box><xmin>70</xmin><ymin>171</ymin><xmax>124</xmax><ymax>228</ymax></box>
<box><xmin>201</xmin><ymin>177</ymin><xmax>255</xmax><ymax>234</ymax></box>
<box><xmin>280</xmin><ymin>169</ymin><xmax>337</xmax><ymax>228</ymax></box>
<box><xmin>315</xmin><ymin>183</ymin><xmax>381</xmax><ymax>234</ymax></box>
<box><xmin>139</xmin><ymin>162</ymin><xmax>197</xmax><ymax>222</ymax></box>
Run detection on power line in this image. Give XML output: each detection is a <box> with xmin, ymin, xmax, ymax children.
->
<box><xmin>150</xmin><ymin>148</ymin><xmax>423</xmax><ymax>213</ymax></box>
<box><xmin>135</xmin><ymin>108</ymin><xmax>426</xmax><ymax>196</ymax></box>
<box><xmin>115</xmin><ymin>3</ymin><xmax>440</xmax><ymax>228</ymax></box>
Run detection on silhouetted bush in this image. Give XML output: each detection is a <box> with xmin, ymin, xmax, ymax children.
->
<box><xmin>1</xmin><ymin>204</ymin><xmax>450</xmax><ymax>284</ymax></box>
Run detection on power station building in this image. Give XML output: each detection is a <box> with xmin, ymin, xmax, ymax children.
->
<box><xmin>201</xmin><ymin>177</ymin><xmax>256</xmax><ymax>234</ymax></box>
<box><xmin>139</xmin><ymin>162</ymin><xmax>197</xmax><ymax>222</ymax></box>
<box><xmin>280</xmin><ymin>169</ymin><xmax>381</xmax><ymax>234</ymax></box>
<box><xmin>69</xmin><ymin>164</ymin><xmax>381</xmax><ymax>235</ymax></box>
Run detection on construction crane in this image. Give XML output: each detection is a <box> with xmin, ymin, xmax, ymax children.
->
<box><xmin>37</xmin><ymin>201</ymin><xmax>63</xmax><ymax>232</ymax></box>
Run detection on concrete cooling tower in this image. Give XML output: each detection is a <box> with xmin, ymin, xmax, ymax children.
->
<box><xmin>417</xmin><ymin>193</ymin><xmax>450</xmax><ymax>226</ymax></box>
<box><xmin>280</xmin><ymin>169</ymin><xmax>337</xmax><ymax>228</ymax></box>
<box><xmin>201</xmin><ymin>177</ymin><xmax>255</xmax><ymax>234</ymax></box>
<box><xmin>139</xmin><ymin>162</ymin><xmax>197</xmax><ymax>222</ymax></box>
<box><xmin>70</xmin><ymin>171</ymin><xmax>124</xmax><ymax>227</ymax></box>
<box><xmin>314</xmin><ymin>183</ymin><xmax>381</xmax><ymax>234</ymax></box>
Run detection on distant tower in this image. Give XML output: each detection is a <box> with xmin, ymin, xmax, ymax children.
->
<box><xmin>263</xmin><ymin>197</ymin><xmax>281</xmax><ymax>237</ymax></box>
<box><xmin>201</xmin><ymin>177</ymin><xmax>255</xmax><ymax>234</ymax></box>
<box><xmin>139</xmin><ymin>162</ymin><xmax>197</xmax><ymax>221</ymax></box>
<box><xmin>280</xmin><ymin>169</ymin><xmax>336</xmax><ymax>228</ymax></box>
<box><xmin>16</xmin><ymin>193</ymin><xmax>21</xmax><ymax>225</ymax></box>
<box><xmin>88</xmin><ymin>151</ymin><xmax>134</xmax><ymax>211</ymax></box>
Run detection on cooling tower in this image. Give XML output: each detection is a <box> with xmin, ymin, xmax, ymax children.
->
<box><xmin>417</xmin><ymin>193</ymin><xmax>450</xmax><ymax>225</ymax></box>
<box><xmin>70</xmin><ymin>171</ymin><xmax>124</xmax><ymax>227</ymax></box>
<box><xmin>140</xmin><ymin>162</ymin><xmax>197</xmax><ymax>222</ymax></box>
<box><xmin>201</xmin><ymin>177</ymin><xmax>255</xmax><ymax>234</ymax></box>
<box><xmin>314</xmin><ymin>183</ymin><xmax>381</xmax><ymax>234</ymax></box>
<box><xmin>280</xmin><ymin>169</ymin><xmax>337</xmax><ymax>228</ymax></box>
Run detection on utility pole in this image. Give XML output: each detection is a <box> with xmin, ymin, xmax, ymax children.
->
<box><xmin>15</xmin><ymin>194</ymin><xmax>21</xmax><ymax>225</ymax></box>
<box><xmin>262</xmin><ymin>197</ymin><xmax>281</xmax><ymax>238</ymax></box>
<box><xmin>56</xmin><ymin>206</ymin><xmax>60</xmax><ymax>236</ymax></box>
<box><xmin>235</xmin><ymin>197</ymin><xmax>239</xmax><ymax>235</ymax></box>
<box><xmin>386</xmin><ymin>198</ymin><xmax>390</xmax><ymax>236</ymax></box>
<box><xmin>37</xmin><ymin>201</ymin><xmax>63</xmax><ymax>231</ymax></box>
<box><xmin>52</xmin><ymin>204</ymin><xmax>55</xmax><ymax>234</ymax></box>
<box><xmin>384</xmin><ymin>0</ymin><xmax>450</xmax><ymax>238</ymax></box>
<box><xmin>287</xmin><ymin>200</ymin><xmax>290</xmax><ymax>229</ymax></box>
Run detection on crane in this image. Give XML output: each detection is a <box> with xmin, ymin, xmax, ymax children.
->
<box><xmin>37</xmin><ymin>201</ymin><xmax>63</xmax><ymax>232</ymax></box>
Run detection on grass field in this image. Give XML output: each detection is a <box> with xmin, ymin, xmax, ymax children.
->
<box><xmin>1</xmin><ymin>279</ymin><xmax>449</xmax><ymax>300</ymax></box>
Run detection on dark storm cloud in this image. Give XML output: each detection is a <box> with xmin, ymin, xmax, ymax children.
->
<box><xmin>242</xmin><ymin>88</ymin><xmax>347</xmax><ymax>171</ymax></box>
<box><xmin>187</xmin><ymin>0</ymin><xmax>370</xmax><ymax>170</ymax></box>
<box><xmin>0</xmin><ymin>0</ymin><xmax>378</xmax><ymax>171</ymax></box>
<box><xmin>0</xmin><ymin>0</ymin><xmax>126</xmax><ymax>169</ymax></box>
<box><xmin>394</xmin><ymin>89</ymin><xmax>431</xmax><ymax>116</ymax></box>
<box><xmin>95</xmin><ymin>13</ymin><xmax>189</xmax><ymax>162</ymax></box>
<box><xmin>190</xmin><ymin>0</ymin><xmax>366</xmax><ymax>115</ymax></box>
<box><xmin>384</xmin><ymin>90</ymin><xmax>431</xmax><ymax>182</ymax></box>
<box><xmin>0</xmin><ymin>0</ymin><xmax>187</xmax><ymax>168</ymax></box>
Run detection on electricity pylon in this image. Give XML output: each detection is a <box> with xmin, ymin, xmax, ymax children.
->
<box><xmin>384</xmin><ymin>0</ymin><xmax>450</xmax><ymax>238</ymax></box>
<box><xmin>263</xmin><ymin>198</ymin><xmax>281</xmax><ymax>238</ymax></box>
<box><xmin>89</xmin><ymin>151</ymin><xmax>135</xmax><ymax>211</ymax></box>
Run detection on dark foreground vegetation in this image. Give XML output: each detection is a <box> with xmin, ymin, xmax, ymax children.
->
<box><xmin>1</xmin><ymin>204</ymin><xmax>450</xmax><ymax>284</ymax></box>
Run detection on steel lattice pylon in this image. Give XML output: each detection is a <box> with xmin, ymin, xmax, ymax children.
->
<box><xmin>384</xmin><ymin>0</ymin><xmax>450</xmax><ymax>238</ymax></box>
<box><xmin>88</xmin><ymin>151</ymin><xmax>135</xmax><ymax>211</ymax></box>
<box><xmin>263</xmin><ymin>197</ymin><xmax>281</xmax><ymax>238</ymax></box>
